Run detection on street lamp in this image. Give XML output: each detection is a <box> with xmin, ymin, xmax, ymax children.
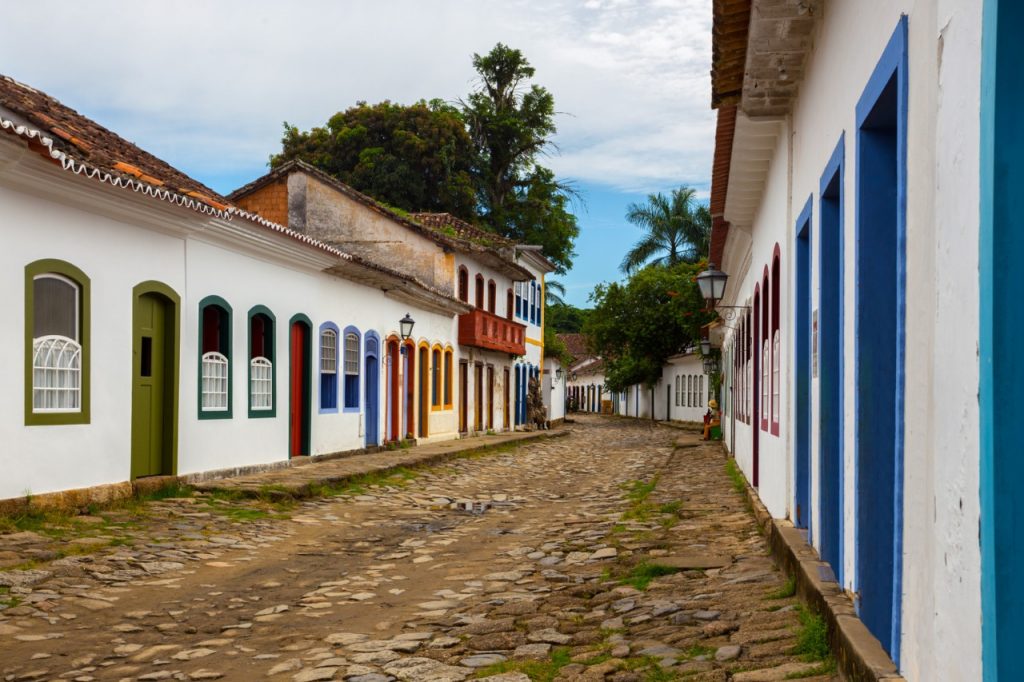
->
<box><xmin>399</xmin><ymin>313</ymin><xmax>415</xmax><ymax>341</ymax></box>
<box><xmin>700</xmin><ymin>338</ymin><xmax>712</xmax><ymax>356</ymax></box>
<box><xmin>696</xmin><ymin>262</ymin><xmax>729</xmax><ymax>308</ymax></box>
<box><xmin>555</xmin><ymin>367</ymin><xmax>563</xmax><ymax>381</ymax></box>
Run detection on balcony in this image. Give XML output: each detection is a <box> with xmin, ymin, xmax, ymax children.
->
<box><xmin>458</xmin><ymin>308</ymin><xmax>527</xmax><ymax>355</ymax></box>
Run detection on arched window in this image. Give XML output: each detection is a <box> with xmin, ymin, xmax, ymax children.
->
<box><xmin>762</xmin><ymin>268</ymin><xmax>770</xmax><ymax>431</ymax></box>
<box><xmin>487</xmin><ymin>280</ymin><xmax>496</xmax><ymax>314</ymax></box>
<box><xmin>25</xmin><ymin>260</ymin><xmax>91</xmax><ymax>425</ymax></box>
<box><xmin>319</xmin><ymin>323</ymin><xmax>339</xmax><ymax>412</ymax></box>
<box><xmin>674</xmin><ymin>376</ymin><xmax>680</xmax><ymax>406</ymax></box>
<box><xmin>444</xmin><ymin>348</ymin><xmax>454</xmax><ymax>407</ymax></box>
<box><xmin>248</xmin><ymin>306</ymin><xmax>275</xmax><ymax>417</ymax></box>
<box><xmin>771</xmin><ymin>248</ymin><xmax>781</xmax><ymax>434</ymax></box>
<box><xmin>343</xmin><ymin>328</ymin><xmax>360</xmax><ymax>409</ymax></box>
<box><xmin>684</xmin><ymin>375</ymin><xmax>690</xmax><ymax>407</ymax></box>
<box><xmin>699</xmin><ymin>375</ymin><xmax>705</xmax><ymax>407</ymax></box>
<box><xmin>199</xmin><ymin>296</ymin><xmax>232</xmax><ymax>417</ymax></box>
<box><xmin>475</xmin><ymin>274</ymin><xmax>485</xmax><ymax>309</ymax></box>
<box><xmin>458</xmin><ymin>266</ymin><xmax>469</xmax><ymax>303</ymax></box>
<box><xmin>431</xmin><ymin>346</ymin><xmax>442</xmax><ymax>408</ymax></box>
<box><xmin>506</xmin><ymin>289</ymin><xmax>514</xmax><ymax>320</ymax></box>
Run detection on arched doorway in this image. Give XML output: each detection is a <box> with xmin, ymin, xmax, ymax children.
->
<box><xmin>386</xmin><ymin>337</ymin><xmax>400</xmax><ymax>442</ymax></box>
<box><xmin>403</xmin><ymin>340</ymin><xmax>415</xmax><ymax>438</ymax></box>
<box><xmin>289</xmin><ymin>315</ymin><xmax>312</xmax><ymax>457</ymax></box>
<box><xmin>365</xmin><ymin>333</ymin><xmax>380</xmax><ymax>447</ymax></box>
<box><xmin>418</xmin><ymin>345</ymin><xmax>429</xmax><ymax>438</ymax></box>
<box><xmin>131</xmin><ymin>281</ymin><xmax>180</xmax><ymax>478</ymax></box>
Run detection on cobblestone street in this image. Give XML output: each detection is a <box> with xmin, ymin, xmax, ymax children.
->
<box><xmin>0</xmin><ymin>417</ymin><xmax>837</xmax><ymax>682</ymax></box>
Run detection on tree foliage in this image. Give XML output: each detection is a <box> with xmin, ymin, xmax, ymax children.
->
<box><xmin>584</xmin><ymin>261</ymin><xmax>714</xmax><ymax>391</ymax></box>
<box><xmin>621</xmin><ymin>187</ymin><xmax>711</xmax><ymax>274</ymax></box>
<box><xmin>269</xmin><ymin>44</ymin><xmax>579</xmax><ymax>274</ymax></box>
<box><xmin>271</xmin><ymin>99</ymin><xmax>478</xmax><ymax>221</ymax></box>
<box><xmin>462</xmin><ymin>44</ymin><xmax>579</xmax><ymax>273</ymax></box>
<box><xmin>546</xmin><ymin>301</ymin><xmax>590</xmax><ymax>334</ymax></box>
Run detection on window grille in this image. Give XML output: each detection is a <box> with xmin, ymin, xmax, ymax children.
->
<box><xmin>762</xmin><ymin>340</ymin><xmax>769</xmax><ymax>426</ymax></box>
<box><xmin>250</xmin><ymin>357</ymin><xmax>273</xmax><ymax>410</ymax></box>
<box><xmin>772</xmin><ymin>331</ymin><xmax>781</xmax><ymax>423</ymax></box>
<box><xmin>202</xmin><ymin>351</ymin><xmax>229</xmax><ymax>410</ymax></box>
<box><xmin>344</xmin><ymin>333</ymin><xmax>359</xmax><ymax>375</ymax></box>
<box><xmin>32</xmin><ymin>335</ymin><xmax>81</xmax><ymax>411</ymax></box>
<box><xmin>321</xmin><ymin>330</ymin><xmax>337</xmax><ymax>374</ymax></box>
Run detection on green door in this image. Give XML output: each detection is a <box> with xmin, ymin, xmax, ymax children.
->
<box><xmin>131</xmin><ymin>293</ymin><xmax>169</xmax><ymax>478</ymax></box>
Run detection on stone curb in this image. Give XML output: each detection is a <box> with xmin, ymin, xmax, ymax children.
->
<box><xmin>0</xmin><ymin>429</ymin><xmax>569</xmax><ymax>515</ymax></box>
<box><xmin>723</xmin><ymin>448</ymin><xmax>905</xmax><ymax>682</ymax></box>
<box><xmin>190</xmin><ymin>429</ymin><xmax>572</xmax><ymax>499</ymax></box>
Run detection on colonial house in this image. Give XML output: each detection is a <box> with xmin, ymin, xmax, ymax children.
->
<box><xmin>703</xmin><ymin>1</ymin><xmax>1006</xmax><ymax>678</ymax></box>
<box><xmin>0</xmin><ymin>74</ymin><xmax>553</xmax><ymax>506</ymax></box>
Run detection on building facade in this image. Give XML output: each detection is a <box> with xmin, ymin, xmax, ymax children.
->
<box><xmin>706</xmin><ymin>1</ymin><xmax>995</xmax><ymax>678</ymax></box>
<box><xmin>0</xmin><ymin>75</ymin><xmax>554</xmax><ymax>506</ymax></box>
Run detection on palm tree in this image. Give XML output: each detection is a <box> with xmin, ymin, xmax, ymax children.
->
<box><xmin>543</xmin><ymin>279</ymin><xmax>566</xmax><ymax>307</ymax></box>
<box><xmin>620</xmin><ymin>187</ymin><xmax>711</xmax><ymax>274</ymax></box>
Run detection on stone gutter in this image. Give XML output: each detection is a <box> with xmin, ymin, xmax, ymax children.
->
<box><xmin>723</xmin><ymin>449</ymin><xmax>905</xmax><ymax>681</ymax></box>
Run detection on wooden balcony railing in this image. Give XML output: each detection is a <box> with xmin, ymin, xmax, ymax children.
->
<box><xmin>458</xmin><ymin>308</ymin><xmax>527</xmax><ymax>355</ymax></box>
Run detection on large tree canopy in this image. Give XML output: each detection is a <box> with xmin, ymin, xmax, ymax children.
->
<box><xmin>584</xmin><ymin>262</ymin><xmax>715</xmax><ymax>391</ymax></box>
<box><xmin>271</xmin><ymin>99</ymin><xmax>478</xmax><ymax>221</ymax></box>
<box><xmin>463</xmin><ymin>44</ymin><xmax>579</xmax><ymax>273</ymax></box>
<box><xmin>268</xmin><ymin>44</ymin><xmax>578</xmax><ymax>273</ymax></box>
<box><xmin>621</xmin><ymin>187</ymin><xmax>711</xmax><ymax>274</ymax></box>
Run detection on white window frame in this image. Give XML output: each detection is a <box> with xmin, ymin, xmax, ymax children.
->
<box><xmin>250</xmin><ymin>357</ymin><xmax>273</xmax><ymax>410</ymax></box>
<box><xmin>344</xmin><ymin>332</ymin><xmax>359</xmax><ymax>377</ymax></box>
<box><xmin>202</xmin><ymin>351</ymin><xmax>229</xmax><ymax>411</ymax></box>
<box><xmin>772</xmin><ymin>330</ymin><xmax>781</xmax><ymax>426</ymax></box>
<box><xmin>32</xmin><ymin>335</ymin><xmax>82</xmax><ymax>413</ymax></box>
<box><xmin>321</xmin><ymin>329</ymin><xmax>338</xmax><ymax>375</ymax></box>
<box><xmin>761</xmin><ymin>339</ymin><xmax>769</xmax><ymax>427</ymax></box>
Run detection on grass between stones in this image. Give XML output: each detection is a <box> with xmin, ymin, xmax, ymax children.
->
<box><xmin>765</xmin><ymin>576</ymin><xmax>796</xmax><ymax>600</ymax></box>
<box><xmin>474</xmin><ymin>646</ymin><xmax>572</xmax><ymax>680</ymax></box>
<box><xmin>0</xmin><ymin>586</ymin><xmax>21</xmax><ymax>609</ymax></box>
<box><xmin>619</xmin><ymin>562</ymin><xmax>683</xmax><ymax>591</ymax></box>
<box><xmin>785</xmin><ymin>604</ymin><xmax>836</xmax><ymax>678</ymax></box>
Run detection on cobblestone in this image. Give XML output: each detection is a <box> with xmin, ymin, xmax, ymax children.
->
<box><xmin>0</xmin><ymin>416</ymin><xmax>837</xmax><ymax>681</ymax></box>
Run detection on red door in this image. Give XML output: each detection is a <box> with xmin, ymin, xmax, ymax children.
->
<box><xmin>289</xmin><ymin>321</ymin><xmax>309</xmax><ymax>457</ymax></box>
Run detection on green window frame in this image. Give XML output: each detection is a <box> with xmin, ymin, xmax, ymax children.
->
<box><xmin>198</xmin><ymin>295</ymin><xmax>233</xmax><ymax>419</ymax></box>
<box><xmin>247</xmin><ymin>305</ymin><xmax>276</xmax><ymax>418</ymax></box>
<box><xmin>24</xmin><ymin>259</ymin><xmax>91</xmax><ymax>426</ymax></box>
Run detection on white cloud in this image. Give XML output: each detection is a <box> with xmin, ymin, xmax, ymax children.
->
<box><xmin>0</xmin><ymin>0</ymin><xmax>712</xmax><ymax>195</ymax></box>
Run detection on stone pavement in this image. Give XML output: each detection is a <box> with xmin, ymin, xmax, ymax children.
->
<box><xmin>188</xmin><ymin>429</ymin><xmax>568</xmax><ymax>498</ymax></box>
<box><xmin>0</xmin><ymin>415</ymin><xmax>838</xmax><ymax>681</ymax></box>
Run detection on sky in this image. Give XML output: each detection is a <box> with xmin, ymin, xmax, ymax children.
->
<box><xmin>0</xmin><ymin>0</ymin><xmax>714</xmax><ymax>308</ymax></box>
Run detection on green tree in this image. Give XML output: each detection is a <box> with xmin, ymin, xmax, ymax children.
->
<box><xmin>546</xmin><ymin>301</ymin><xmax>590</xmax><ymax>334</ymax></box>
<box><xmin>463</xmin><ymin>44</ymin><xmax>579</xmax><ymax>273</ymax></box>
<box><xmin>620</xmin><ymin>187</ymin><xmax>711</xmax><ymax>274</ymax></box>
<box><xmin>271</xmin><ymin>100</ymin><xmax>478</xmax><ymax>220</ymax></box>
<box><xmin>584</xmin><ymin>261</ymin><xmax>714</xmax><ymax>392</ymax></box>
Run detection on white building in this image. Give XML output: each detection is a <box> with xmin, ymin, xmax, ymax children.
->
<box><xmin>0</xmin><ymin>74</ymin><xmax>554</xmax><ymax>505</ymax></box>
<box><xmin>705</xmin><ymin>1</ymin><xmax>998</xmax><ymax>678</ymax></box>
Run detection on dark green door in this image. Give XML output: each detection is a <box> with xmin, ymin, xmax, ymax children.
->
<box><xmin>132</xmin><ymin>293</ymin><xmax>169</xmax><ymax>478</ymax></box>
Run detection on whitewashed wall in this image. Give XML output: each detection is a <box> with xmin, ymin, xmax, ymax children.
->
<box><xmin>717</xmin><ymin>1</ymin><xmax>984</xmax><ymax>677</ymax></box>
<box><xmin>0</xmin><ymin>150</ymin><xmax>462</xmax><ymax>501</ymax></box>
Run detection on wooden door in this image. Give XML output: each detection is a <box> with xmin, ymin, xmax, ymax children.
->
<box><xmin>387</xmin><ymin>340</ymin><xmax>400</xmax><ymax>441</ymax></box>
<box><xmin>486</xmin><ymin>366</ymin><xmax>494</xmax><ymax>430</ymax></box>
<box><xmin>474</xmin><ymin>364</ymin><xmax>483</xmax><ymax>431</ymax></box>
<box><xmin>503</xmin><ymin>368</ymin><xmax>510</xmax><ymax>430</ymax></box>
<box><xmin>289</xmin><ymin>320</ymin><xmax>311</xmax><ymax>457</ymax></box>
<box><xmin>365</xmin><ymin>338</ymin><xmax>379</xmax><ymax>447</ymax></box>
<box><xmin>459</xmin><ymin>362</ymin><xmax>468</xmax><ymax>433</ymax></box>
<box><xmin>131</xmin><ymin>292</ymin><xmax>171</xmax><ymax>478</ymax></box>
<box><xmin>418</xmin><ymin>346</ymin><xmax>429</xmax><ymax>438</ymax></box>
<box><xmin>404</xmin><ymin>343</ymin><xmax>415</xmax><ymax>438</ymax></box>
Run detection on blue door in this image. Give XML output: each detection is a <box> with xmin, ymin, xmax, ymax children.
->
<box><xmin>365</xmin><ymin>334</ymin><xmax>379</xmax><ymax>447</ymax></box>
<box><xmin>854</xmin><ymin>18</ymin><xmax>906</xmax><ymax>662</ymax></box>
<box><xmin>981</xmin><ymin>2</ymin><xmax>1024</xmax><ymax>678</ymax></box>
<box><xmin>794</xmin><ymin>199</ymin><xmax>812</xmax><ymax>530</ymax></box>
<box><xmin>819</xmin><ymin>137</ymin><xmax>845</xmax><ymax>584</ymax></box>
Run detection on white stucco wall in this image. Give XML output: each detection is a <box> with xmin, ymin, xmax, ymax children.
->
<box><xmin>717</xmin><ymin>1</ymin><xmax>984</xmax><ymax>677</ymax></box>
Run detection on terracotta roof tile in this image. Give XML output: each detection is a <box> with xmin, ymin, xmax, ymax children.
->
<box><xmin>0</xmin><ymin>74</ymin><xmax>226</xmax><ymax>207</ymax></box>
<box><xmin>711</xmin><ymin>0</ymin><xmax>751</xmax><ymax>109</ymax></box>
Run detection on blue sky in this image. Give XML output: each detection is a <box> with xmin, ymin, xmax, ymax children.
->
<box><xmin>0</xmin><ymin>0</ymin><xmax>713</xmax><ymax>308</ymax></box>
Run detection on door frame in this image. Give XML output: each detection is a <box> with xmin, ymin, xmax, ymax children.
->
<box><xmin>459</xmin><ymin>360</ymin><xmax>469</xmax><ymax>433</ymax></box>
<box><xmin>131</xmin><ymin>281</ymin><xmax>180</xmax><ymax>478</ymax></box>
<box><xmin>365</xmin><ymin>331</ymin><xmax>380</xmax><ymax>447</ymax></box>
<box><xmin>289</xmin><ymin>314</ymin><xmax>313</xmax><ymax>458</ymax></box>
<box><xmin>794</xmin><ymin>198</ymin><xmax>813</xmax><ymax>530</ymax></box>
<box><xmin>386</xmin><ymin>337</ymin><xmax>400</xmax><ymax>441</ymax></box>
<box><xmin>418</xmin><ymin>343</ymin><xmax>429</xmax><ymax>438</ymax></box>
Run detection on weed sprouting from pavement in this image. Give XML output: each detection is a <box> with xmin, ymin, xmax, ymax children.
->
<box><xmin>792</xmin><ymin>605</ymin><xmax>831</xmax><ymax>662</ymax></box>
<box><xmin>766</xmin><ymin>576</ymin><xmax>797</xmax><ymax>599</ymax></box>
<box><xmin>620</xmin><ymin>562</ymin><xmax>681</xmax><ymax>590</ymax></box>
